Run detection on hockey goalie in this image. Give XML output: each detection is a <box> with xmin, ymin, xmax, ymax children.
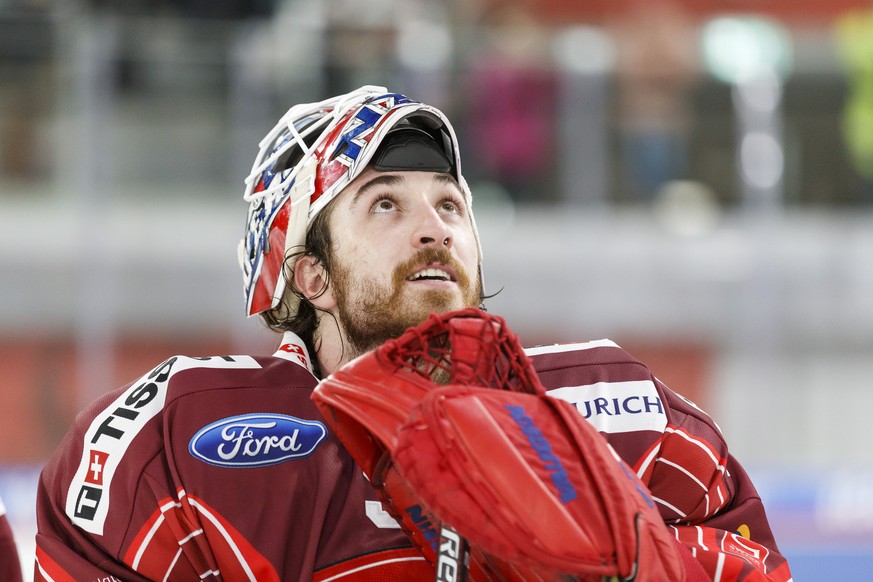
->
<box><xmin>312</xmin><ymin>308</ymin><xmax>790</xmax><ymax>581</ymax></box>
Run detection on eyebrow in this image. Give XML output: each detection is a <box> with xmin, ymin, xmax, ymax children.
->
<box><xmin>350</xmin><ymin>172</ymin><xmax>463</xmax><ymax>207</ymax></box>
<box><xmin>434</xmin><ymin>173</ymin><xmax>462</xmax><ymax>190</ymax></box>
<box><xmin>351</xmin><ymin>174</ymin><xmax>405</xmax><ymax>207</ymax></box>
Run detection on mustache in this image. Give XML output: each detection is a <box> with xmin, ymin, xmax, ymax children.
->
<box><xmin>392</xmin><ymin>248</ymin><xmax>472</xmax><ymax>288</ymax></box>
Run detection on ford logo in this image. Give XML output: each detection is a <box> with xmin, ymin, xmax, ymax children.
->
<box><xmin>189</xmin><ymin>413</ymin><xmax>327</xmax><ymax>468</ymax></box>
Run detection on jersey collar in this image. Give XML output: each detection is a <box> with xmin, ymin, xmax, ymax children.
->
<box><xmin>273</xmin><ymin>331</ymin><xmax>315</xmax><ymax>375</ymax></box>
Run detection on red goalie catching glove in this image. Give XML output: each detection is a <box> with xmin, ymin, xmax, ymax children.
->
<box><xmin>311</xmin><ymin>308</ymin><xmax>686</xmax><ymax>581</ymax></box>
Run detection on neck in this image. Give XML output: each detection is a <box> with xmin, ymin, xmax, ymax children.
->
<box><xmin>312</xmin><ymin>316</ymin><xmax>353</xmax><ymax>378</ymax></box>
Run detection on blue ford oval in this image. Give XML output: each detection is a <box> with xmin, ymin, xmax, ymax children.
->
<box><xmin>189</xmin><ymin>413</ymin><xmax>327</xmax><ymax>468</ymax></box>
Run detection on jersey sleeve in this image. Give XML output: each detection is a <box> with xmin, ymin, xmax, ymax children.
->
<box><xmin>35</xmin><ymin>353</ymin><xmax>423</xmax><ymax>581</ymax></box>
<box><xmin>528</xmin><ymin>341</ymin><xmax>793</xmax><ymax>581</ymax></box>
<box><xmin>642</xmin><ymin>382</ymin><xmax>792</xmax><ymax>581</ymax></box>
<box><xmin>0</xmin><ymin>498</ymin><xmax>23</xmax><ymax>582</ymax></box>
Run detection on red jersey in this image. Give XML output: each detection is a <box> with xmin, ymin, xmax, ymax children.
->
<box><xmin>527</xmin><ymin>340</ymin><xmax>792</xmax><ymax>581</ymax></box>
<box><xmin>35</xmin><ymin>334</ymin><xmax>430</xmax><ymax>582</ymax></box>
<box><xmin>0</xmin><ymin>496</ymin><xmax>23</xmax><ymax>582</ymax></box>
<box><xmin>35</xmin><ymin>333</ymin><xmax>791</xmax><ymax>581</ymax></box>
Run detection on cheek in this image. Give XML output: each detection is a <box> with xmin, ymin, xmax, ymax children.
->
<box><xmin>455</xmin><ymin>227</ymin><xmax>479</xmax><ymax>263</ymax></box>
<box><xmin>337</xmin><ymin>237</ymin><xmax>395</xmax><ymax>279</ymax></box>
<box><xmin>331</xmin><ymin>221</ymin><xmax>374</xmax><ymax>266</ymax></box>
<box><xmin>454</xmin><ymin>228</ymin><xmax>480</xmax><ymax>269</ymax></box>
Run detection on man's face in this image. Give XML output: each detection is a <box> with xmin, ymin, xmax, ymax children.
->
<box><xmin>325</xmin><ymin>167</ymin><xmax>481</xmax><ymax>356</ymax></box>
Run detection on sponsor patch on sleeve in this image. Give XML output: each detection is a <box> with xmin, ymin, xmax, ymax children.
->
<box><xmin>547</xmin><ymin>380</ymin><xmax>667</xmax><ymax>434</ymax></box>
<box><xmin>66</xmin><ymin>355</ymin><xmax>261</xmax><ymax>536</ymax></box>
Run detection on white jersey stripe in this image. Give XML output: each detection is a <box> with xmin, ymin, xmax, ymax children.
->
<box><xmin>652</xmin><ymin>495</ymin><xmax>686</xmax><ymax>518</ymax></box>
<box><xmin>319</xmin><ymin>556</ymin><xmax>429</xmax><ymax>581</ymax></box>
<box><xmin>713</xmin><ymin>551</ymin><xmax>725</xmax><ymax>581</ymax></box>
<box><xmin>162</xmin><ymin>549</ymin><xmax>183</xmax><ymax>582</ymax></box>
<box><xmin>696</xmin><ymin>525</ymin><xmax>709</xmax><ymax>551</ymax></box>
<box><xmin>188</xmin><ymin>496</ymin><xmax>258</xmax><ymax>582</ymax></box>
<box><xmin>636</xmin><ymin>440</ymin><xmax>663</xmax><ymax>477</ymax></box>
<box><xmin>524</xmin><ymin>339</ymin><xmax>619</xmax><ymax>357</ymax></box>
<box><xmin>132</xmin><ymin>512</ymin><xmax>167</xmax><ymax>569</ymax></box>
<box><xmin>656</xmin><ymin>458</ymin><xmax>708</xmax><ymax>491</ymax></box>
<box><xmin>178</xmin><ymin>528</ymin><xmax>205</xmax><ymax>545</ymax></box>
<box><xmin>35</xmin><ymin>559</ymin><xmax>57</xmax><ymax>582</ymax></box>
<box><xmin>664</xmin><ymin>426</ymin><xmax>726</xmax><ymax>473</ymax></box>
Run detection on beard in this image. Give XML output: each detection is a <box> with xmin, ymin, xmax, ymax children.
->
<box><xmin>330</xmin><ymin>247</ymin><xmax>481</xmax><ymax>358</ymax></box>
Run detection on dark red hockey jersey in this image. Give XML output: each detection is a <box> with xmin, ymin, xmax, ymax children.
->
<box><xmin>0</xmin><ymin>496</ymin><xmax>23</xmax><ymax>582</ymax></box>
<box><xmin>35</xmin><ymin>333</ymin><xmax>792</xmax><ymax>581</ymax></box>
<box><xmin>34</xmin><ymin>335</ymin><xmax>431</xmax><ymax>581</ymax></box>
<box><xmin>526</xmin><ymin>340</ymin><xmax>792</xmax><ymax>581</ymax></box>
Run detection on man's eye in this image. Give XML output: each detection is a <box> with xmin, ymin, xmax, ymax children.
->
<box><xmin>441</xmin><ymin>200</ymin><xmax>461</xmax><ymax>214</ymax></box>
<box><xmin>373</xmin><ymin>197</ymin><xmax>397</xmax><ymax>213</ymax></box>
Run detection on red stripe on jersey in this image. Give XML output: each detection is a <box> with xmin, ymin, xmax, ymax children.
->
<box><xmin>122</xmin><ymin>496</ymin><xmax>173</xmax><ymax>568</ymax></box>
<box><xmin>673</xmin><ymin>525</ymin><xmax>784</xmax><ymax>581</ymax></box>
<box><xmin>664</xmin><ymin>425</ymin><xmax>727</xmax><ymax>469</ymax></box>
<box><xmin>634</xmin><ymin>432</ymin><xmax>666</xmax><ymax>478</ymax></box>
<box><xmin>123</xmin><ymin>491</ymin><xmax>280</xmax><ymax>581</ymax></box>
<box><xmin>648</xmin><ymin>424</ymin><xmax>730</xmax><ymax>521</ymax></box>
<box><xmin>186</xmin><ymin>493</ymin><xmax>280</xmax><ymax>581</ymax></box>
<box><xmin>313</xmin><ymin>548</ymin><xmax>431</xmax><ymax>581</ymax></box>
<box><xmin>123</xmin><ymin>496</ymin><xmax>213</xmax><ymax>580</ymax></box>
<box><xmin>34</xmin><ymin>546</ymin><xmax>76</xmax><ymax>582</ymax></box>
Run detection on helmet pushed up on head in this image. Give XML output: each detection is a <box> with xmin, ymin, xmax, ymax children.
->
<box><xmin>239</xmin><ymin>86</ymin><xmax>479</xmax><ymax>318</ymax></box>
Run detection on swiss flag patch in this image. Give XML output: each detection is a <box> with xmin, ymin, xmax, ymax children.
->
<box><xmin>84</xmin><ymin>450</ymin><xmax>109</xmax><ymax>486</ymax></box>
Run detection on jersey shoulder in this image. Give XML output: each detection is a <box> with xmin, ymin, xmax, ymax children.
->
<box><xmin>526</xmin><ymin>339</ymin><xmax>724</xmax><ymax>449</ymax></box>
<box><xmin>525</xmin><ymin>339</ymin><xmax>653</xmax><ymax>390</ymax></box>
<box><xmin>40</xmin><ymin>352</ymin><xmax>319</xmax><ymax>541</ymax></box>
<box><xmin>525</xmin><ymin>339</ymin><xmax>715</xmax><ymax>434</ymax></box>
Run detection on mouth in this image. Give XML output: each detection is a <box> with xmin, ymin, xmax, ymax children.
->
<box><xmin>406</xmin><ymin>265</ymin><xmax>457</xmax><ymax>283</ymax></box>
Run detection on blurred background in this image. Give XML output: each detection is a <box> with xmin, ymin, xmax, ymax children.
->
<box><xmin>1</xmin><ymin>0</ymin><xmax>872</xmax><ymax>578</ymax></box>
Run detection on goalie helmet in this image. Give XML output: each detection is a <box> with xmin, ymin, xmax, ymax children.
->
<box><xmin>239</xmin><ymin>85</ymin><xmax>481</xmax><ymax>318</ymax></box>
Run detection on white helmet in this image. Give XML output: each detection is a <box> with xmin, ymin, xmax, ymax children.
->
<box><xmin>239</xmin><ymin>86</ymin><xmax>481</xmax><ymax>317</ymax></box>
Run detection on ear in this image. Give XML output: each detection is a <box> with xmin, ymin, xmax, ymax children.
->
<box><xmin>293</xmin><ymin>255</ymin><xmax>336</xmax><ymax>311</ymax></box>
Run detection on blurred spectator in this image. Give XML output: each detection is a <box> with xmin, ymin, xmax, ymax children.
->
<box><xmin>0</xmin><ymin>8</ymin><xmax>53</xmax><ymax>182</ymax></box>
<box><xmin>321</xmin><ymin>0</ymin><xmax>403</xmax><ymax>97</ymax></box>
<box><xmin>608</xmin><ymin>0</ymin><xmax>698</xmax><ymax>202</ymax></box>
<box><xmin>463</xmin><ymin>0</ymin><xmax>558</xmax><ymax>204</ymax></box>
<box><xmin>86</xmin><ymin>0</ymin><xmax>276</xmax><ymax>18</ymax></box>
<box><xmin>835</xmin><ymin>5</ymin><xmax>873</xmax><ymax>197</ymax></box>
<box><xmin>0</xmin><ymin>83</ymin><xmax>42</xmax><ymax>180</ymax></box>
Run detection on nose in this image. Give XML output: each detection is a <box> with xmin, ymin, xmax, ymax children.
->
<box><xmin>413</xmin><ymin>206</ymin><xmax>452</xmax><ymax>249</ymax></box>
<box><xmin>419</xmin><ymin>235</ymin><xmax>450</xmax><ymax>246</ymax></box>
